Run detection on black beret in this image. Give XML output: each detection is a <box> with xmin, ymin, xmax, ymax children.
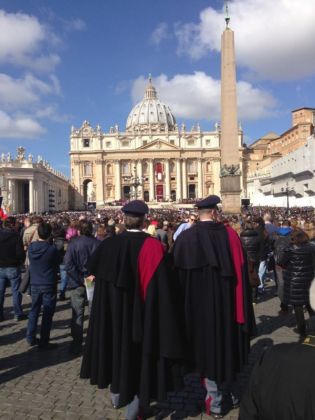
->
<box><xmin>196</xmin><ymin>195</ymin><xmax>221</xmax><ymax>209</ymax></box>
<box><xmin>122</xmin><ymin>200</ymin><xmax>149</xmax><ymax>216</ymax></box>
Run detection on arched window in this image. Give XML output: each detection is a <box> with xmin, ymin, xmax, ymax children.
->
<box><xmin>169</xmin><ymin>160</ymin><xmax>175</xmax><ymax>174</ymax></box>
<box><xmin>107</xmin><ymin>164</ymin><xmax>112</xmax><ymax>175</ymax></box>
<box><xmin>207</xmin><ymin>161</ymin><xmax>212</xmax><ymax>172</ymax></box>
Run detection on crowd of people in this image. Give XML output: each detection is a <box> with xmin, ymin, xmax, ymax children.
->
<box><xmin>1</xmin><ymin>200</ymin><xmax>315</xmax><ymax>419</ymax></box>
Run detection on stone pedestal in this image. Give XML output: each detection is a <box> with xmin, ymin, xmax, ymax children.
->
<box><xmin>221</xmin><ymin>175</ymin><xmax>241</xmax><ymax>214</ymax></box>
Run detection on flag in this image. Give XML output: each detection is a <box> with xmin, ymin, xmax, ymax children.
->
<box><xmin>0</xmin><ymin>196</ymin><xmax>8</xmax><ymax>220</ymax></box>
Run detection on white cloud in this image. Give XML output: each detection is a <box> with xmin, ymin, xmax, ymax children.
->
<box><xmin>0</xmin><ymin>73</ymin><xmax>61</xmax><ymax>111</ymax></box>
<box><xmin>174</xmin><ymin>0</ymin><xmax>315</xmax><ymax>81</ymax></box>
<box><xmin>150</xmin><ymin>23</ymin><xmax>171</xmax><ymax>46</ymax></box>
<box><xmin>131</xmin><ymin>72</ymin><xmax>276</xmax><ymax>122</ymax></box>
<box><xmin>0</xmin><ymin>10</ymin><xmax>60</xmax><ymax>72</ymax></box>
<box><xmin>0</xmin><ymin>110</ymin><xmax>45</xmax><ymax>138</ymax></box>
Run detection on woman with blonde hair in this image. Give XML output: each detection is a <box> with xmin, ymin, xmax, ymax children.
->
<box><xmin>147</xmin><ymin>224</ymin><xmax>157</xmax><ymax>237</ymax></box>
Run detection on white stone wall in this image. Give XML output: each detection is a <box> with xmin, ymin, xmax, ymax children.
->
<box><xmin>247</xmin><ymin>135</ymin><xmax>315</xmax><ymax>207</ymax></box>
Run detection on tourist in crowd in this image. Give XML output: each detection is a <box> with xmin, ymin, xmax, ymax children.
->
<box><xmin>263</xmin><ymin>212</ymin><xmax>278</xmax><ymax>237</ymax></box>
<box><xmin>240</xmin><ymin>221</ymin><xmax>262</xmax><ymax>304</ymax></box>
<box><xmin>273</xmin><ymin>219</ymin><xmax>293</xmax><ymax>314</ymax></box>
<box><xmin>51</xmin><ymin>223</ymin><xmax>68</xmax><ymax>301</ymax></box>
<box><xmin>278</xmin><ymin>229</ymin><xmax>315</xmax><ymax>339</ymax></box>
<box><xmin>22</xmin><ymin>215</ymin><xmax>42</xmax><ymax>249</ymax></box>
<box><xmin>95</xmin><ymin>224</ymin><xmax>106</xmax><ymax>241</ymax></box>
<box><xmin>147</xmin><ymin>223</ymin><xmax>157</xmax><ymax>237</ymax></box>
<box><xmin>64</xmin><ymin>220</ymin><xmax>99</xmax><ymax>354</ymax></box>
<box><xmin>156</xmin><ymin>220</ymin><xmax>169</xmax><ymax>251</ymax></box>
<box><xmin>65</xmin><ymin>220</ymin><xmax>78</xmax><ymax>241</ymax></box>
<box><xmin>173</xmin><ymin>196</ymin><xmax>255</xmax><ymax>419</ymax></box>
<box><xmin>253</xmin><ymin>217</ymin><xmax>271</xmax><ymax>294</ymax></box>
<box><xmin>115</xmin><ymin>223</ymin><xmax>126</xmax><ymax>235</ymax></box>
<box><xmin>0</xmin><ymin>217</ymin><xmax>26</xmax><ymax>321</ymax></box>
<box><xmin>173</xmin><ymin>213</ymin><xmax>197</xmax><ymax>241</ymax></box>
<box><xmin>104</xmin><ymin>225</ymin><xmax>116</xmax><ymax>239</ymax></box>
<box><xmin>26</xmin><ymin>222</ymin><xmax>59</xmax><ymax>349</ymax></box>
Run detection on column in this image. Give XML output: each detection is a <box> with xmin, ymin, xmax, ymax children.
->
<box><xmin>164</xmin><ymin>160</ymin><xmax>170</xmax><ymax>201</ymax></box>
<box><xmin>29</xmin><ymin>179</ymin><xmax>34</xmax><ymax>213</ymax></box>
<box><xmin>176</xmin><ymin>159</ymin><xmax>182</xmax><ymax>201</ymax></box>
<box><xmin>34</xmin><ymin>181</ymin><xmax>38</xmax><ymax>213</ymax></box>
<box><xmin>197</xmin><ymin>159</ymin><xmax>203</xmax><ymax>199</ymax></box>
<box><xmin>8</xmin><ymin>179</ymin><xmax>13</xmax><ymax>211</ymax></box>
<box><xmin>96</xmin><ymin>161</ymin><xmax>104</xmax><ymax>205</ymax></box>
<box><xmin>39</xmin><ymin>181</ymin><xmax>45</xmax><ymax>212</ymax></box>
<box><xmin>137</xmin><ymin>160</ymin><xmax>143</xmax><ymax>199</ymax></box>
<box><xmin>149</xmin><ymin>159</ymin><xmax>155</xmax><ymax>201</ymax></box>
<box><xmin>182</xmin><ymin>159</ymin><xmax>187</xmax><ymax>199</ymax></box>
<box><xmin>114</xmin><ymin>160</ymin><xmax>121</xmax><ymax>200</ymax></box>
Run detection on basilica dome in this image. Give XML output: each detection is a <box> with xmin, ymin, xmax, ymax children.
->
<box><xmin>126</xmin><ymin>77</ymin><xmax>176</xmax><ymax>132</ymax></box>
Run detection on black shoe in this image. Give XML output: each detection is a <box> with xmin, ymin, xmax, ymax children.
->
<box><xmin>14</xmin><ymin>314</ymin><xmax>28</xmax><ymax>321</ymax></box>
<box><xmin>59</xmin><ymin>293</ymin><xmax>66</xmax><ymax>301</ymax></box>
<box><xmin>38</xmin><ymin>342</ymin><xmax>59</xmax><ymax>351</ymax></box>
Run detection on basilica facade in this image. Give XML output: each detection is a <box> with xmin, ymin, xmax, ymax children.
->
<box><xmin>70</xmin><ymin>79</ymin><xmax>244</xmax><ymax>208</ymax></box>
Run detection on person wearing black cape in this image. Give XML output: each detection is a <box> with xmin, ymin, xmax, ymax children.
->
<box><xmin>172</xmin><ymin>195</ymin><xmax>255</xmax><ymax>419</ymax></box>
<box><xmin>80</xmin><ymin>200</ymin><xmax>184</xmax><ymax>420</ymax></box>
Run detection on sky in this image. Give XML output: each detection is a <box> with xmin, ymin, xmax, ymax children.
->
<box><xmin>0</xmin><ymin>0</ymin><xmax>315</xmax><ymax>177</ymax></box>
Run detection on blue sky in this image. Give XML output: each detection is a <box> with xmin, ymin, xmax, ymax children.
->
<box><xmin>0</xmin><ymin>0</ymin><xmax>315</xmax><ymax>177</ymax></box>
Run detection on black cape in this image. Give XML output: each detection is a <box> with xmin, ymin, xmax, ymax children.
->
<box><xmin>240</xmin><ymin>340</ymin><xmax>315</xmax><ymax>420</ymax></box>
<box><xmin>172</xmin><ymin>221</ymin><xmax>255</xmax><ymax>385</ymax></box>
<box><xmin>80</xmin><ymin>231</ymin><xmax>184</xmax><ymax>408</ymax></box>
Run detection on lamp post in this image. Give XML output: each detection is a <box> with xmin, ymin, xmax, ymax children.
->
<box><xmin>123</xmin><ymin>165</ymin><xmax>146</xmax><ymax>200</ymax></box>
<box><xmin>281</xmin><ymin>182</ymin><xmax>294</xmax><ymax>215</ymax></box>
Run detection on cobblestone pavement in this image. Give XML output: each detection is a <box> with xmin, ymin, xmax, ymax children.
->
<box><xmin>0</xmin><ymin>281</ymin><xmax>303</xmax><ymax>420</ymax></box>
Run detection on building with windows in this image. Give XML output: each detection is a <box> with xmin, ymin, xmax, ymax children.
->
<box><xmin>70</xmin><ymin>78</ymin><xmax>244</xmax><ymax>208</ymax></box>
<box><xmin>246</xmin><ymin>108</ymin><xmax>315</xmax><ymax>206</ymax></box>
<box><xmin>0</xmin><ymin>147</ymin><xmax>70</xmax><ymax>213</ymax></box>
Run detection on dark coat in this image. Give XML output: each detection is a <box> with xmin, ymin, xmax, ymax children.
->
<box><xmin>0</xmin><ymin>228</ymin><xmax>25</xmax><ymax>267</ymax></box>
<box><xmin>240</xmin><ymin>342</ymin><xmax>315</xmax><ymax>420</ymax></box>
<box><xmin>240</xmin><ymin>229</ymin><xmax>261</xmax><ymax>265</ymax></box>
<box><xmin>279</xmin><ymin>242</ymin><xmax>315</xmax><ymax>306</ymax></box>
<box><xmin>173</xmin><ymin>221</ymin><xmax>254</xmax><ymax>385</ymax></box>
<box><xmin>80</xmin><ymin>231</ymin><xmax>184</xmax><ymax>409</ymax></box>
<box><xmin>273</xmin><ymin>227</ymin><xmax>292</xmax><ymax>265</ymax></box>
<box><xmin>28</xmin><ymin>241</ymin><xmax>59</xmax><ymax>288</ymax></box>
<box><xmin>64</xmin><ymin>235</ymin><xmax>99</xmax><ymax>288</ymax></box>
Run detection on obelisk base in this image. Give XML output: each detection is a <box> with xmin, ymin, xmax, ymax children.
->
<box><xmin>220</xmin><ymin>175</ymin><xmax>241</xmax><ymax>214</ymax></box>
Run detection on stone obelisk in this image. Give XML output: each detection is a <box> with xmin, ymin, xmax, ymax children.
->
<box><xmin>220</xmin><ymin>8</ymin><xmax>241</xmax><ymax>214</ymax></box>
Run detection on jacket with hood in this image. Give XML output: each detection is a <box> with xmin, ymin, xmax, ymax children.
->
<box><xmin>28</xmin><ymin>241</ymin><xmax>59</xmax><ymax>288</ymax></box>
<box><xmin>0</xmin><ymin>228</ymin><xmax>25</xmax><ymax>267</ymax></box>
<box><xmin>240</xmin><ymin>229</ymin><xmax>262</xmax><ymax>265</ymax></box>
<box><xmin>279</xmin><ymin>242</ymin><xmax>315</xmax><ymax>306</ymax></box>
<box><xmin>274</xmin><ymin>227</ymin><xmax>292</xmax><ymax>265</ymax></box>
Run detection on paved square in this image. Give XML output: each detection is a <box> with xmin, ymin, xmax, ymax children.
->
<box><xmin>0</xmin><ymin>282</ymin><xmax>299</xmax><ymax>419</ymax></box>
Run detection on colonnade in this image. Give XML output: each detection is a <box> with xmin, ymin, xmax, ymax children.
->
<box><xmin>112</xmin><ymin>158</ymin><xmax>205</xmax><ymax>201</ymax></box>
<box><xmin>6</xmin><ymin>178</ymin><xmax>68</xmax><ymax>213</ymax></box>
